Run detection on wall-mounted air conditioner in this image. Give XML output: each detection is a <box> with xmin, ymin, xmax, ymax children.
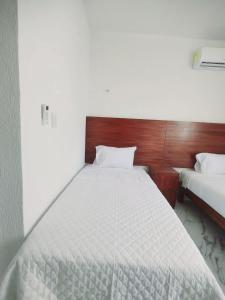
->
<box><xmin>193</xmin><ymin>47</ymin><xmax>225</xmax><ymax>70</ymax></box>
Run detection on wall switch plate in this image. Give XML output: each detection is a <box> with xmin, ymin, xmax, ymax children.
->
<box><xmin>41</xmin><ymin>104</ymin><xmax>49</xmax><ymax>126</ymax></box>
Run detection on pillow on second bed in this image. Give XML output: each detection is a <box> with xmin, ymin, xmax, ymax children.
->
<box><xmin>194</xmin><ymin>153</ymin><xmax>225</xmax><ymax>174</ymax></box>
<box><xmin>94</xmin><ymin>145</ymin><xmax>137</xmax><ymax>169</ymax></box>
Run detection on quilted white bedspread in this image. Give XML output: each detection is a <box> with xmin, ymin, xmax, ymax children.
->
<box><xmin>0</xmin><ymin>165</ymin><xmax>224</xmax><ymax>300</ymax></box>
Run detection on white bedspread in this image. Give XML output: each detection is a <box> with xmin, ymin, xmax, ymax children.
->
<box><xmin>176</xmin><ymin>168</ymin><xmax>225</xmax><ymax>218</ymax></box>
<box><xmin>0</xmin><ymin>165</ymin><xmax>224</xmax><ymax>300</ymax></box>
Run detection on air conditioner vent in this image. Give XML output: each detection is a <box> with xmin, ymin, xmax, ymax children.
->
<box><xmin>193</xmin><ymin>47</ymin><xmax>225</xmax><ymax>70</ymax></box>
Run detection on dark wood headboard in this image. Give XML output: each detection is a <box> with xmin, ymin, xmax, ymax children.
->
<box><xmin>85</xmin><ymin>116</ymin><xmax>225</xmax><ymax>168</ymax></box>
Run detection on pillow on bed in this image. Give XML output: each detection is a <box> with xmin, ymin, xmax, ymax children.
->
<box><xmin>194</xmin><ymin>153</ymin><xmax>225</xmax><ymax>174</ymax></box>
<box><xmin>93</xmin><ymin>145</ymin><xmax>137</xmax><ymax>169</ymax></box>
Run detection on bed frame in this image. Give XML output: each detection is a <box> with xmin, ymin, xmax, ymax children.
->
<box><xmin>85</xmin><ymin>116</ymin><xmax>225</xmax><ymax>230</ymax></box>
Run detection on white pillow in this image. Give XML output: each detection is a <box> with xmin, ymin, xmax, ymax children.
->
<box><xmin>194</xmin><ymin>153</ymin><xmax>225</xmax><ymax>174</ymax></box>
<box><xmin>93</xmin><ymin>145</ymin><xmax>137</xmax><ymax>169</ymax></box>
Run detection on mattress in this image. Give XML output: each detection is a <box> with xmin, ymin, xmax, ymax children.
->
<box><xmin>0</xmin><ymin>165</ymin><xmax>224</xmax><ymax>300</ymax></box>
<box><xmin>176</xmin><ymin>168</ymin><xmax>225</xmax><ymax>218</ymax></box>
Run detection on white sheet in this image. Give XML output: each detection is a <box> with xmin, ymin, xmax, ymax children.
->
<box><xmin>176</xmin><ymin>168</ymin><xmax>225</xmax><ymax>218</ymax></box>
<box><xmin>0</xmin><ymin>165</ymin><xmax>224</xmax><ymax>299</ymax></box>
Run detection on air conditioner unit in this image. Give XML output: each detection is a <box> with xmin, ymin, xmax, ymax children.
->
<box><xmin>193</xmin><ymin>47</ymin><xmax>225</xmax><ymax>70</ymax></box>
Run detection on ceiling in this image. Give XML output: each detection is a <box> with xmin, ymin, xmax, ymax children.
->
<box><xmin>84</xmin><ymin>0</ymin><xmax>225</xmax><ymax>40</ymax></box>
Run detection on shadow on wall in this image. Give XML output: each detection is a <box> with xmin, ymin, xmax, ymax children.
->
<box><xmin>0</xmin><ymin>0</ymin><xmax>24</xmax><ymax>278</ymax></box>
<box><xmin>0</xmin><ymin>236</ymin><xmax>24</xmax><ymax>277</ymax></box>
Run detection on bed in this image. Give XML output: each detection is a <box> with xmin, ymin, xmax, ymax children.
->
<box><xmin>0</xmin><ymin>165</ymin><xmax>224</xmax><ymax>300</ymax></box>
<box><xmin>176</xmin><ymin>168</ymin><xmax>225</xmax><ymax>229</ymax></box>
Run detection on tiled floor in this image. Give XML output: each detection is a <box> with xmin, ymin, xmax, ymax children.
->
<box><xmin>175</xmin><ymin>198</ymin><xmax>225</xmax><ymax>294</ymax></box>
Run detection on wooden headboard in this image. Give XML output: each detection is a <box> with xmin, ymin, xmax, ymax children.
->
<box><xmin>85</xmin><ymin>116</ymin><xmax>225</xmax><ymax>168</ymax></box>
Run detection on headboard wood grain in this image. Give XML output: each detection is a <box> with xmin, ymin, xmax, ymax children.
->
<box><xmin>85</xmin><ymin>117</ymin><xmax>225</xmax><ymax>168</ymax></box>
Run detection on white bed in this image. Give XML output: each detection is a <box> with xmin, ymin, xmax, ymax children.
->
<box><xmin>0</xmin><ymin>165</ymin><xmax>224</xmax><ymax>299</ymax></box>
<box><xmin>176</xmin><ymin>168</ymin><xmax>225</xmax><ymax>219</ymax></box>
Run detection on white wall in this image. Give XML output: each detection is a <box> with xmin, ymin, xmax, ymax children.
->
<box><xmin>88</xmin><ymin>31</ymin><xmax>225</xmax><ymax>123</ymax></box>
<box><xmin>18</xmin><ymin>0</ymin><xmax>90</xmax><ymax>234</ymax></box>
<box><xmin>0</xmin><ymin>0</ymin><xmax>24</xmax><ymax>276</ymax></box>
